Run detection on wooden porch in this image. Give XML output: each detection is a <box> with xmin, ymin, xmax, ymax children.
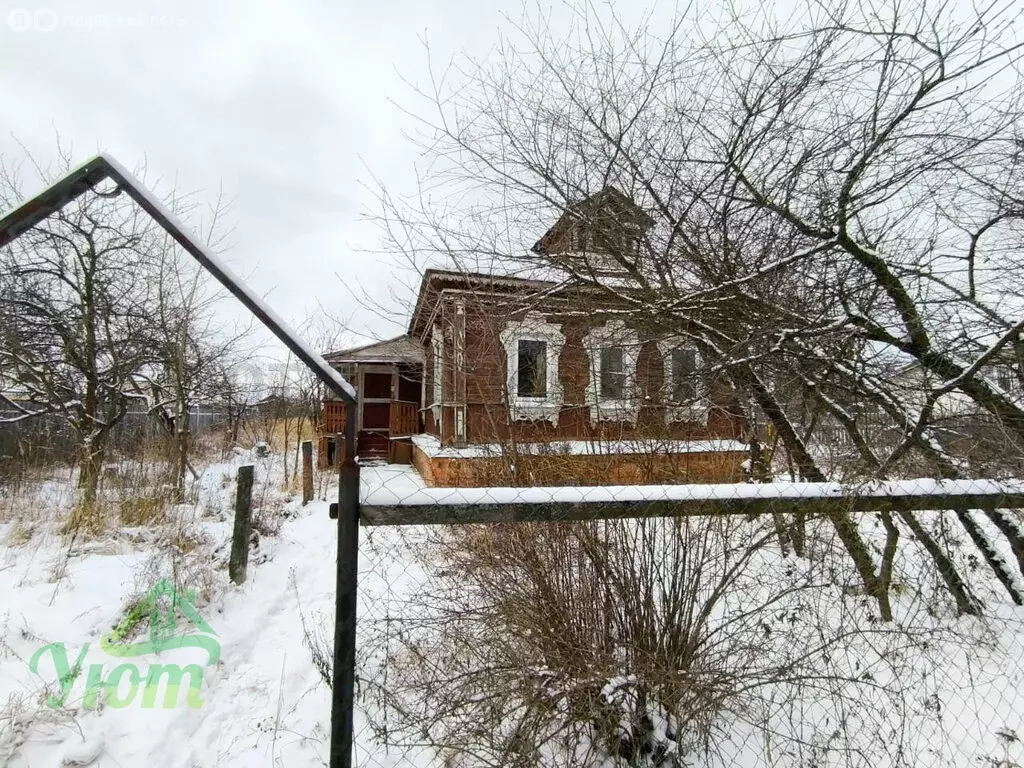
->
<box><xmin>319</xmin><ymin>371</ymin><xmax>421</xmax><ymax>466</ymax></box>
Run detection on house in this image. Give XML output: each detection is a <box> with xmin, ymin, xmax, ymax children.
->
<box><xmin>320</xmin><ymin>189</ymin><xmax>749</xmax><ymax>487</ymax></box>
<box><xmin>248</xmin><ymin>392</ymin><xmax>303</xmax><ymax>419</ymax></box>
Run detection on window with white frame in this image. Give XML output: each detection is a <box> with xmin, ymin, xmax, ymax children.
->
<box><xmin>584</xmin><ymin>320</ymin><xmax>640</xmax><ymax>424</ymax></box>
<box><xmin>500</xmin><ymin>312</ymin><xmax>565</xmax><ymax>425</ymax></box>
<box><xmin>516</xmin><ymin>339</ymin><xmax>548</xmax><ymax>397</ymax></box>
<box><xmin>995</xmin><ymin>365</ymin><xmax>1017</xmax><ymax>394</ymax></box>
<box><xmin>600</xmin><ymin>346</ymin><xmax>625</xmax><ymax>399</ymax></box>
<box><xmin>658</xmin><ymin>339</ymin><xmax>709</xmax><ymax>424</ymax></box>
<box><xmin>431</xmin><ymin>326</ymin><xmax>443</xmax><ymax>417</ymax></box>
<box><xmin>669</xmin><ymin>347</ymin><xmax>698</xmax><ymax>401</ymax></box>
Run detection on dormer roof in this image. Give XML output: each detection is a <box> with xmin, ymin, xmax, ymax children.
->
<box><xmin>531</xmin><ymin>187</ymin><xmax>654</xmax><ymax>256</ymax></box>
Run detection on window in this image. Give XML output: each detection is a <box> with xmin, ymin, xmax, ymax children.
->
<box><xmin>517</xmin><ymin>340</ymin><xmax>548</xmax><ymax>397</ymax></box>
<box><xmin>583</xmin><ymin>321</ymin><xmax>640</xmax><ymax>424</ymax></box>
<box><xmin>600</xmin><ymin>346</ymin><xmax>625</xmax><ymax>398</ymax></box>
<box><xmin>997</xmin><ymin>367</ymin><xmax>1015</xmax><ymax>393</ymax></box>
<box><xmin>431</xmin><ymin>328</ymin><xmax>443</xmax><ymax>406</ymax></box>
<box><xmin>334</xmin><ymin>364</ymin><xmax>357</xmax><ymax>396</ymax></box>
<box><xmin>670</xmin><ymin>347</ymin><xmax>698</xmax><ymax>402</ymax></box>
<box><xmin>658</xmin><ymin>340</ymin><xmax>708</xmax><ymax>425</ymax></box>
<box><xmin>499</xmin><ymin>313</ymin><xmax>565</xmax><ymax>425</ymax></box>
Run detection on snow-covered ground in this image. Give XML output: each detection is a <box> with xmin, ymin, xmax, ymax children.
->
<box><xmin>2</xmin><ymin>453</ymin><xmax>1024</xmax><ymax>767</ymax></box>
<box><xmin>0</xmin><ymin>452</ymin><xmax>434</xmax><ymax>767</ymax></box>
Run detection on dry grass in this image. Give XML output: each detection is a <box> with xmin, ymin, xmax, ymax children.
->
<box><xmin>3</xmin><ymin>520</ymin><xmax>35</xmax><ymax>547</ymax></box>
<box><xmin>117</xmin><ymin>495</ymin><xmax>168</xmax><ymax>527</ymax></box>
<box><xmin>59</xmin><ymin>501</ymin><xmax>109</xmax><ymax>537</ymax></box>
<box><xmin>241</xmin><ymin>416</ymin><xmax>317</xmax><ymax>454</ymax></box>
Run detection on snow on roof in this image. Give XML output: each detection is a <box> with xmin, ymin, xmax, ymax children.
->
<box><xmin>410</xmin><ymin>434</ymin><xmax>748</xmax><ymax>459</ymax></box>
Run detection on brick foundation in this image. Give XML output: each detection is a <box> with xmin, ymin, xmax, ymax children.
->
<box><xmin>411</xmin><ymin>445</ymin><xmax>746</xmax><ymax>488</ymax></box>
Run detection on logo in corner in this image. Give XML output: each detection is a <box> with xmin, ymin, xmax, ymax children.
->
<box><xmin>29</xmin><ymin>579</ymin><xmax>221</xmax><ymax>710</ymax></box>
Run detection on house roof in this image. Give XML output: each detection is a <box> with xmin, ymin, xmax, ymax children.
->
<box><xmin>325</xmin><ymin>334</ymin><xmax>424</xmax><ymax>365</ymax></box>
<box><xmin>406</xmin><ymin>191</ymin><xmax>653</xmax><ymax>337</ymax></box>
<box><xmin>407</xmin><ymin>268</ymin><xmax>568</xmax><ymax>339</ymax></box>
<box><xmin>532</xmin><ymin>186</ymin><xmax>654</xmax><ymax>255</ymax></box>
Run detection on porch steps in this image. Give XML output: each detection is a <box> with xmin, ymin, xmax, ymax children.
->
<box><xmin>357</xmin><ymin>431</ymin><xmax>389</xmax><ymax>460</ymax></box>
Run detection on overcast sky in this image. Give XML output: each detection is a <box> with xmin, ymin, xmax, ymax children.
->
<box><xmin>0</xmin><ymin>0</ymin><xmax>535</xmax><ymax>358</ymax></box>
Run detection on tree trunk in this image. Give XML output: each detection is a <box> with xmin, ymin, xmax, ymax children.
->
<box><xmin>879</xmin><ymin>419</ymin><xmax>1024</xmax><ymax>607</ymax></box>
<box><xmin>980</xmin><ymin>508</ymin><xmax>1024</xmax><ymax>579</ymax></box>
<box><xmin>877</xmin><ymin>512</ymin><xmax>900</xmax><ymax>607</ymax></box>
<box><xmin>77</xmin><ymin>436</ymin><xmax>104</xmax><ymax>506</ymax></box>
<box><xmin>734</xmin><ymin>364</ymin><xmax>890</xmax><ymax>616</ymax></box>
<box><xmin>955</xmin><ymin>508</ymin><xmax>1024</xmax><ymax>605</ymax></box>
<box><xmin>899</xmin><ymin>511</ymin><xmax>982</xmax><ymax>616</ymax></box>
<box><xmin>805</xmin><ymin>386</ymin><xmax>982</xmax><ymax>616</ymax></box>
<box><xmin>173</xmin><ymin>416</ymin><xmax>190</xmax><ymax>504</ymax></box>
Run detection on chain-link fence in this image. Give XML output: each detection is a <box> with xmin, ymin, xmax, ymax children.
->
<box><xmin>303</xmin><ymin>464</ymin><xmax>1024</xmax><ymax>767</ymax></box>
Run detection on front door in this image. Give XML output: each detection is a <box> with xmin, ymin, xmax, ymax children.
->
<box><xmin>356</xmin><ymin>368</ymin><xmax>395</xmax><ymax>466</ymax></box>
<box><xmin>359</xmin><ymin>369</ymin><xmax>393</xmax><ymax>430</ymax></box>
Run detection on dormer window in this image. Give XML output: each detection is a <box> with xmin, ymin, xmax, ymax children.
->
<box><xmin>995</xmin><ymin>366</ymin><xmax>1016</xmax><ymax>393</ymax></box>
<box><xmin>530</xmin><ymin>187</ymin><xmax>654</xmax><ymax>274</ymax></box>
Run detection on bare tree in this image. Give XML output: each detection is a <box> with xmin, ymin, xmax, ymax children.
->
<box><xmin>290</xmin><ymin>309</ymin><xmax>353</xmax><ymax>475</ymax></box>
<box><xmin>138</xmin><ymin>192</ymin><xmax>251</xmax><ymax>502</ymax></box>
<box><xmin>372</xmin><ymin>0</ymin><xmax>1024</xmax><ymax>616</ymax></box>
<box><xmin>0</xmin><ymin>144</ymin><xmax>162</xmax><ymax>504</ymax></box>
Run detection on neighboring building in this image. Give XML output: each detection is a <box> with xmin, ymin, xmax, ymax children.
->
<box><xmin>320</xmin><ymin>189</ymin><xmax>749</xmax><ymax>487</ymax></box>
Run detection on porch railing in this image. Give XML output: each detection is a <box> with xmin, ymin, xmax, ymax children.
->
<box><xmin>323</xmin><ymin>399</ymin><xmax>418</xmax><ymax>437</ymax></box>
<box><xmin>389</xmin><ymin>400</ymin><xmax>418</xmax><ymax>437</ymax></box>
<box><xmin>324</xmin><ymin>400</ymin><xmax>347</xmax><ymax>435</ymax></box>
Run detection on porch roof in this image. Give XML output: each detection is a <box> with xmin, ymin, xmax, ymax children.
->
<box><xmin>324</xmin><ymin>334</ymin><xmax>424</xmax><ymax>366</ymax></box>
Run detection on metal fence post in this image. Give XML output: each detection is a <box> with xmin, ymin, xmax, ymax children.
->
<box><xmin>330</xmin><ymin>403</ymin><xmax>359</xmax><ymax>768</ymax></box>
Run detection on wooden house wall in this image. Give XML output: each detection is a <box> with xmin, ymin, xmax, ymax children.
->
<box><xmin>422</xmin><ymin>294</ymin><xmax>745</xmax><ymax>446</ymax></box>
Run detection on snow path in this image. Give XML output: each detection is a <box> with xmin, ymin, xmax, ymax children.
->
<box><xmin>138</xmin><ymin>504</ymin><xmax>337</xmax><ymax>768</ymax></box>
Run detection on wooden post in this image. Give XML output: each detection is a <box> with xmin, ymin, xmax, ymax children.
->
<box><xmin>302</xmin><ymin>440</ymin><xmax>314</xmax><ymax>505</ymax></box>
<box><xmin>229</xmin><ymin>464</ymin><xmax>254</xmax><ymax>585</ymax></box>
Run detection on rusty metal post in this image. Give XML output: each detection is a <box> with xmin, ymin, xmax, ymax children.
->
<box><xmin>329</xmin><ymin>405</ymin><xmax>359</xmax><ymax>768</ymax></box>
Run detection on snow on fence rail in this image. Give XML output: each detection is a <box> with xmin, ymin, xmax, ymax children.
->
<box><xmin>358</xmin><ymin>467</ymin><xmax>1024</xmax><ymax>525</ymax></box>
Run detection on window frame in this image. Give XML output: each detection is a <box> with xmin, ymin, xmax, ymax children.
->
<box><xmin>599</xmin><ymin>346</ymin><xmax>626</xmax><ymax>399</ymax></box>
<box><xmin>657</xmin><ymin>339</ymin><xmax>709</xmax><ymax>425</ymax></box>
<box><xmin>430</xmin><ymin>325</ymin><xmax>443</xmax><ymax>421</ymax></box>
<box><xmin>516</xmin><ymin>339</ymin><xmax>548</xmax><ymax>398</ymax></box>
<box><xmin>583</xmin><ymin>320</ymin><xmax>640</xmax><ymax>424</ymax></box>
<box><xmin>669</xmin><ymin>346</ymin><xmax>699</xmax><ymax>403</ymax></box>
<box><xmin>995</xmin><ymin>365</ymin><xmax>1016</xmax><ymax>394</ymax></box>
<box><xmin>499</xmin><ymin>312</ymin><xmax>565</xmax><ymax>425</ymax></box>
